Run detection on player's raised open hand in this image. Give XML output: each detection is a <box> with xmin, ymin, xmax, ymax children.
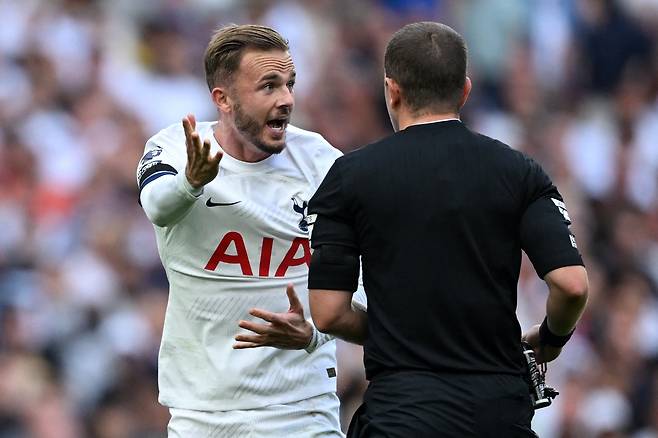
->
<box><xmin>233</xmin><ymin>284</ymin><xmax>314</xmax><ymax>350</ymax></box>
<box><xmin>183</xmin><ymin>114</ymin><xmax>222</xmax><ymax>189</ymax></box>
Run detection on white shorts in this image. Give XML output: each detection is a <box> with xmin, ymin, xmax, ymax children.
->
<box><xmin>168</xmin><ymin>392</ymin><xmax>344</xmax><ymax>438</ymax></box>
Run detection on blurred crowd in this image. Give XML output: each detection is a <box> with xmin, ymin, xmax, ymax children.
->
<box><xmin>0</xmin><ymin>0</ymin><xmax>657</xmax><ymax>437</ymax></box>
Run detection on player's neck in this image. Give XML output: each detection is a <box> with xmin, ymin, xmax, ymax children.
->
<box><xmin>398</xmin><ymin>111</ymin><xmax>460</xmax><ymax>131</ymax></box>
<box><xmin>214</xmin><ymin>122</ymin><xmax>271</xmax><ymax>163</ymax></box>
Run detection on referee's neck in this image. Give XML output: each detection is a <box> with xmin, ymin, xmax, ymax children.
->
<box><xmin>399</xmin><ymin>112</ymin><xmax>460</xmax><ymax>131</ymax></box>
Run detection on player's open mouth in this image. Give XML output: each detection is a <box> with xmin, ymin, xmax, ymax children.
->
<box><xmin>266</xmin><ymin>118</ymin><xmax>288</xmax><ymax>133</ymax></box>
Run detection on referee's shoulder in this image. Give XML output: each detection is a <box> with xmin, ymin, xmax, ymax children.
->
<box><xmin>340</xmin><ymin>135</ymin><xmax>392</xmax><ymax>160</ymax></box>
<box><xmin>331</xmin><ymin>135</ymin><xmax>403</xmax><ymax>179</ymax></box>
<box><xmin>332</xmin><ymin>140</ymin><xmax>375</xmax><ymax>169</ymax></box>
<box><xmin>470</xmin><ymin>129</ymin><xmax>531</xmax><ymax>168</ymax></box>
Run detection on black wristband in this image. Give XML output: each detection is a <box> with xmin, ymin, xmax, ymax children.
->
<box><xmin>539</xmin><ymin>316</ymin><xmax>575</xmax><ymax>348</ymax></box>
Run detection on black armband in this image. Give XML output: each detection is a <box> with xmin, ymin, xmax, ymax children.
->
<box><xmin>539</xmin><ymin>316</ymin><xmax>575</xmax><ymax>348</ymax></box>
<box><xmin>137</xmin><ymin>162</ymin><xmax>178</xmax><ymax>205</ymax></box>
<box><xmin>308</xmin><ymin>245</ymin><xmax>359</xmax><ymax>292</ymax></box>
<box><xmin>138</xmin><ymin>162</ymin><xmax>178</xmax><ymax>192</ymax></box>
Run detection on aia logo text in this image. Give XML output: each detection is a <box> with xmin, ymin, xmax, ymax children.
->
<box><xmin>205</xmin><ymin>231</ymin><xmax>310</xmax><ymax>277</ymax></box>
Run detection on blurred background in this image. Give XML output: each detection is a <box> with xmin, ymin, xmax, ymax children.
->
<box><xmin>0</xmin><ymin>0</ymin><xmax>657</xmax><ymax>436</ymax></box>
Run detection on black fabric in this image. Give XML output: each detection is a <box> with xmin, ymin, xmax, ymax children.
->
<box><xmin>539</xmin><ymin>316</ymin><xmax>575</xmax><ymax>347</ymax></box>
<box><xmin>308</xmin><ymin>245</ymin><xmax>359</xmax><ymax>291</ymax></box>
<box><xmin>137</xmin><ymin>162</ymin><xmax>178</xmax><ymax>192</ymax></box>
<box><xmin>347</xmin><ymin>371</ymin><xmax>537</xmax><ymax>438</ymax></box>
<box><xmin>136</xmin><ymin>162</ymin><xmax>178</xmax><ymax>206</ymax></box>
<box><xmin>308</xmin><ymin>120</ymin><xmax>584</xmax><ymax>379</ymax></box>
<box><xmin>519</xmin><ymin>178</ymin><xmax>582</xmax><ymax>278</ymax></box>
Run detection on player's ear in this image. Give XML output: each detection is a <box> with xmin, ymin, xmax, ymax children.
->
<box><xmin>211</xmin><ymin>86</ymin><xmax>232</xmax><ymax>113</ymax></box>
<box><xmin>385</xmin><ymin>77</ymin><xmax>402</xmax><ymax>110</ymax></box>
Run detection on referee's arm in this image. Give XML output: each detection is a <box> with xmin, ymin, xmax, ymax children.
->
<box><xmin>306</xmin><ymin>160</ymin><xmax>368</xmax><ymax>345</ymax></box>
<box><xmin>309</xmin><ymin>288</ymin><xmax>367</xmax><ymax>345</ymax></box>
<box><xmin>308</xmin><ymin>241</ymin><xmax>367</xmax><ymax>345</ymax></box>
<box><xmin>519</xmin><ymin>158</ymin><xmax>589</xmax><ymax>363</ymax></box>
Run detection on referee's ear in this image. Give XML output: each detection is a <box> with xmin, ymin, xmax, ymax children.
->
<box><xmin>384</xmin><ymin>77</ymin><xmax>402</xmax><ymax>111</ymax></box>
<box><xmin>458</xmin><ymin>76</ymin><xmax>472</xmax><ymax>110</ymax></box>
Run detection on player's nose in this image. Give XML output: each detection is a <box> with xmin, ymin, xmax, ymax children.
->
<box><xmin>277</xmin><ymin>87</ymin><xmax>294</xmax><ymax>110</ymax></box>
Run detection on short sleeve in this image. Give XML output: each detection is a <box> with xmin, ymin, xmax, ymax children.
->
<box><xmin>520</xmin><ymin>159</ymin><xmax>584</xmax><ymax>278</ymax></box>
<box><xmin>308</xmin><ymin>159</ymin><xmax>360</xmax><ymax>291</ymax></box>
<box><xmin>312</xmin><ymin>134</ymin><xmax>343</xmax><ymax>189</ymax></box>
<box><xmin>136</xmin><ymin>125</ymin><xmax>186</xmax><ymax>197</ymax></box>
<box><xmin>308</xmin><ymin>159</ymin><xmax>358</xmax><ymax>250</ymax></box>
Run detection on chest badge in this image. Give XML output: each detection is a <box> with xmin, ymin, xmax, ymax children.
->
<box><xmin>291</xmin><ymin>196</ymin><xmax>309</xmax><ymax>232</ymax></box>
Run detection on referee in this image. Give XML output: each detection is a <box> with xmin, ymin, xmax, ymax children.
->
<box><xmin>307</xmin><ymin>22</ymin><xmax>588</xmax><ymax>437</ymax></box>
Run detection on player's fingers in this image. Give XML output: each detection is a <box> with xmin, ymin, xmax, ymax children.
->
<box><xmin>286</xmin><ymin>284</ymin><xmax>304</xmax><ymax>315</ymax></box>
<box><xmin>202</xmin><ymin>138</ymin><xmax>211</xmax><ymax>160</ymax></box>
<box><xmin>182</xmin><ymin>116</ymin><xmax>191</xmax><ymax>137</ymax></box>
<box><xmin>238</xmin><ymin>320</ymin><xmax>270</xmax><ymax>334</ymax></box>
<box><xmin>249</xmin><ymin>308</ymin><xmax>280</xmax><ymax>324</ymax></box>
<box><xmin>183</xmin><ymin>116</ymin><xmax>197</xmax><ymax>145</ymax></box>
<box><xmin>211</xmin><ymin>150</ymin><xmax>223</xmax><ymax>166</ymax></box>
<box><xmin>190</xmin><ymin>131</ymin><xmax>203</xmax><ymax>155</ymax></box>
<box><xmin>189</xmin><ymin>113</ymin><xmax>196</xmax><ymax>130</ymax></box>
<box><xmin>234</xmin><ymin>333</ymin><xmax>264</xmax><ymax>343</ymax></box>
<box><xmin>233</xmin><ymin>341</ymin><xmax>261</xmax><ymax>349</ymax></box>
<box><xmin>182</xmin><ymin>117</ymin><xmax>194</xmax><ymax>155</ymax></box>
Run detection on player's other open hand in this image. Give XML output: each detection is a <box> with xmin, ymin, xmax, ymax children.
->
<box><xmin>183</xmin><ymin>114</ymin><xmax>222</xmax><ymax>189</ymax></box>
<box><xmin>234</xmin><ymin>284</ymin><xmax>314</xmax><ymax>350</ymax></box>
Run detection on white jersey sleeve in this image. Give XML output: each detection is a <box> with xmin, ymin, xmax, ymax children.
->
<box><xmin>137</xmin><ymin>123</ymin><xmax>187</xmax><ymax>193</ymax></box>
<box><xmin>137</xmin><ymin>123</ymin><xmax>204</xmax><ymax>227</ymax></box>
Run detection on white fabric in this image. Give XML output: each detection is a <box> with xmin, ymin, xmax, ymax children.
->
<box><xmin>167</xmin><ymin>392</ymin><xmax>344</xmax><ymax>438</ymax></box>
<box><xmin>140</xmin><ymin>172</ymin><xmax>202</xmax><ymax>227</ymax></box>
<box><xmin>138</xmin><ymin>121</ymin><xmax>363</xmax><ymax>411</ymax></box>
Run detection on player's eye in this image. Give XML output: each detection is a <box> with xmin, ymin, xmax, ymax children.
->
<box><xmin>287</xmin><ymin>81</ymin><xmax>295</xmax><ymax>91</ymax></box>
<box><xmin>263</xmin><ymin>82</ymin><xmax>275</xmax><ymax>91</ymax></box>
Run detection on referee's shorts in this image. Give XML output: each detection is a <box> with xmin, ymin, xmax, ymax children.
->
<box><xmin>347</xmin><ymin>370</ymin><xmax>538</xmax><ymax>438</ymax></box>
<box><xmin>168</xmin><ymin>392</ymin><xmax>343</xmax><ymax>437</ymax></box>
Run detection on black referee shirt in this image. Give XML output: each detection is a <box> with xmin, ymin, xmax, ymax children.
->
<box><xmin>308</xmin><ymin>120</ymin><xmax>584</xmax><ymax>380</ymax></box>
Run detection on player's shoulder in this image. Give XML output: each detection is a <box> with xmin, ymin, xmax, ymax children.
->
<box><xmin>286</xmin><ymin>124</ymin><xmax>333</xmax><ymax>149</ymax></box>
<box><xmin>285</xmin><ymin>124</ymin><xmax>342</xmax><ymax>161</ymax></box>
<box><xmin>147</xmin><ymin>122</ymin><xmax>183</xmax><ymax>147</ymax></box>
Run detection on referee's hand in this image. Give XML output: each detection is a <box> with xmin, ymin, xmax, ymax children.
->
<box><xmin>233</xmin><ymin>284</ymin><xmax>314</xmax><ymax>350</ymax></box>
<box><xmin>183</xmin><ymin>114</ymin><xmax>222</xmax><ymax>189</ymax></box>
<box><xmin>522</xmin><ymin>324</ymin><xmax>562</xmax><ymax>364</ymax></box>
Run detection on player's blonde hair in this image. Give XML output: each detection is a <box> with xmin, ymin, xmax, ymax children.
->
<box><xmin>204</xmin><ymin>24</ymin><xmax>289</xmax><ymax>90</ymax></box>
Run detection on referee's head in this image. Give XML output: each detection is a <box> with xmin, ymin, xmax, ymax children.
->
<box><xmin>384</xmin><ymin>22</ymin><xmax>471</xmax><ymax>131</ymax></box>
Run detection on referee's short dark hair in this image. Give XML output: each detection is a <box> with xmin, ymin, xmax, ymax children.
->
<box><xmin>384</xmin><ymin>22</ymin><xmax>467</xmax><ymax>114</ymax></box>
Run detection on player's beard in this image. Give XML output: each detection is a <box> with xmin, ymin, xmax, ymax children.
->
<box><xmin>233</xmin><ymin>102</ymin><xmax>286</xmax><ymax>155</ymax></box>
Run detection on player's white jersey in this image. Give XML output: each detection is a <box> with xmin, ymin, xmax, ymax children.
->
<box><xmin>137</xmin><ymin>122</ymin><xmax>343</xmax><ymax>411</ymax></box>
